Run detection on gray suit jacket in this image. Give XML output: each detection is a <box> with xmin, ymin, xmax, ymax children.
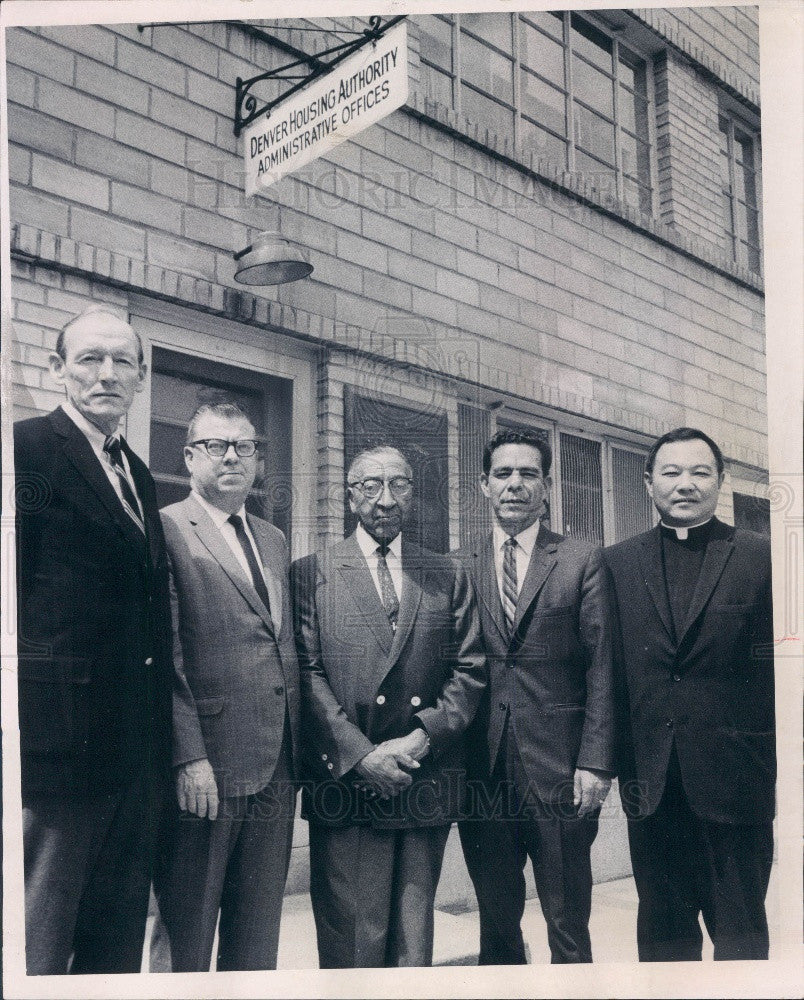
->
<box><xmin>161</xmin><ymin>495</ymin><xmax>300</xmax><ymax>798</ymax></box>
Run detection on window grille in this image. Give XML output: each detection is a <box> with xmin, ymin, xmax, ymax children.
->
<box><xmin>418</xmin><ymin>10</ymin><xmax>653</xmax><ymax>214</ymax></box>
<box><xmin>611</xmin><ymin>446</ymin><xmax>655</xmax><ymax>541</ymax></box>
<box><xmin>559</xmin><ymin>432</ymin><xmax>603</xmax><ymax>544</ymax></box>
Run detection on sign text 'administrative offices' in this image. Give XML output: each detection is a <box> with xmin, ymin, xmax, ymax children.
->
<box><xmin>244</xmin><ymin>23</ymin><xmax>408</xmax><ymax>196</ymax></box>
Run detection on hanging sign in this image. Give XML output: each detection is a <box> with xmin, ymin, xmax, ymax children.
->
<box><xmin>244</xmin><ymin>21</ymin><xmax>408</xmax><ymax>196</ymax></box>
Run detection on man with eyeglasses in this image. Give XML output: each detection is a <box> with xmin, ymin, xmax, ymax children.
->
<box><xmin>291</xmin><ymin>445</ymin><xmax>485</xmax><ymax>967</ymax></box>
<box><xmin>150</xmin><ymin>401</ymin><xmax>299</xmax><ymax>971</ymax></box>
<box><xmin>14</xmin><ymin>305</ymin><xmax>173</xmax><ymax>973</ymax></box>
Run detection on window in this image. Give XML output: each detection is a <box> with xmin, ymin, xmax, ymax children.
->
<box><xmin>733</xmin><ymin>491</ymin><xmax>770</xmax><ymax>536</ymax></box>
<box><xmin>418</xmin><ymin>11</ymin><xmax>654</xmax><ymax>214</ymax></box>
<box><xmin>719</xmin><ymin>114</ymin><xmax>762</xmax><ymax>272</ymax></box>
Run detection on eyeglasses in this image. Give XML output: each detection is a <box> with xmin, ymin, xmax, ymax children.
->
<box><xmin>348</xmin><ymin>476</ymin><xmax>413</xmax><ymax>500</ymax></box>
<box><xmin>189</xmin><ymin>438</ymin><xmax>258</xmax><ymax>458</ymax></box>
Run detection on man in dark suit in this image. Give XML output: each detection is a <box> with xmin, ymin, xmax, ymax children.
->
<box><xmin>605</xmin><ymin>427</ymin><xmax>775</xmax><ymax>961</ymax></box>
<box><xmin>14</xmin><ymin>304</ymin><xmax>172</xmax><ymax>974</ymax></box>
<box><xmin>457</xmin><ymin>428</ymin><xmax>614</xmax><ymax>964</ymax></box>
<box><xmin>291</xmin><ymin>445</ymin><xmax>485</xmax><ymax>968</ymax></box>
<box><xmin>151</xmin><ymin>402</ymin><xmax>299</xmax><ymax>972</ymax></box>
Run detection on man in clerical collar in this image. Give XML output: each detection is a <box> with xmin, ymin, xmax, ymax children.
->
<box><xmin>291</xmin><ymin>445</ymin><xmax>485</xmax><ymax>968</ymax></box>
<box><xmin>14</xmin><ymin>304</ymin><xmax>173</xmax><ymax>974</ymax></box>
<box><xmin>605</xmin><ymin>427</ymin><xmax>776</xmax><ymax>961</ymax></box>
<box><xmin>456</xmin><ymin>428</ymin><xmax>615</xmax><ymax>965</ymax></box>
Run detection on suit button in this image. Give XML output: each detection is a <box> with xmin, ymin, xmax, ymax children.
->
<box><xmin>410</xmin><ymin>696</ymin><xmax>421</xmax><ymax>707</ymax></box>
<box><xmin>666</xmin><ymin>719</ymin><xmax>673</xmax><ymax>728</ymax></box>
<box><xmin>322</xmin><ymin>754</ymin><xmax>328</xmax><ymax>761</ymax></box>
<box><xmin>376</xmin><ymin>695</ymin><xmax>386</xmax><ymax>705</ymax></box>
<box><xmin>144</xmin><ymin>657</ymin><xmax>153</xmax><ymax>666</ymax></box>
<box><xmin>672</xmin><ymin>674</ymin><xmax>681</xmax><ymax>682</ymax></box>
<box><xmin>327</xmin><ymin>763</ymin><xmax>334</xmax><ymax>770</ymax></box>
<box><xmin>499</xmin><ymin>702</ymin><xmax>506</xmax><ymax>711</ymax></box>
<box><xmin>274</xmin><ymin>685</ymin><xmax>284</xmax><ymax>696</ymax></box>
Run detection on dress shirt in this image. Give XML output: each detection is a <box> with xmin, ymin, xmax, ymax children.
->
<box><xmin>491</xmin><ymin>520</ymin><xmax>541</xmax><ymax>604</ymax></box>
<box><xmin>61</xmin><ymin>399</ymin><xmax>143</xmax><ymax>517</ymax></box>
<box><xmin>191</xmin><ymin>491</ymin><xmax>269</xmax><ymax>590</ymax></box>
<box><xmin>355</xmin><ymin>522</ymin><xmax>403</xmax><ymax>603</ymax></box>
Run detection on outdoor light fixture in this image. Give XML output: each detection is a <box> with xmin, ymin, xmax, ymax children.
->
<box><xmin>233</xmin><ymin>231</ymin><xmax>313</xmax><ymax>285</ymax></box>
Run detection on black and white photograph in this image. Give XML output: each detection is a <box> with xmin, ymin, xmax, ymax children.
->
<box><xmin>1</xmin><ymin>1</ymin><xmax>801</xmax><ymax>997</ymax></box>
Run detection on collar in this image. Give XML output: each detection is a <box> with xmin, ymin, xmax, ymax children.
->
<box><xmin>191</xmin><ymin>490</ymin><xmax>247</xmax><ymax>530</ymax></box>
<box><xmin>659</xmin><ymin>517</ymin><xmax>714</xmax><ymax>541</ymax></box>
<box><xmin>61</xmin><ymin>399</ymin><xmax>118</xmax><ymax>451</ymax></box>
<box><xmin>356</xmin><ymin>522</ymin><xmax>402</xmax><ymax>560</ymax></box>
<box><xmin>492</xmin><ymin>519</ymin><xmax>541</xmax><ymax>560</ymax></box>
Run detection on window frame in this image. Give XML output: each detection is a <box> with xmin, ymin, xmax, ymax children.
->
<box><xmin>719</xmin><ymin>109</ymin><xmax>763</xmax><ymax>274</ymax></box>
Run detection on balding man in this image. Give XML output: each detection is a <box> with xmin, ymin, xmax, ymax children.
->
<box><xmin>14</xmin><ymin>305</ymin><xmax>172</xmax><ymax>974</ymax></box>
<box><xmin>291</xmin><ymin>446</ymin><xmax>485</xmax><ymax>967</ymax></box>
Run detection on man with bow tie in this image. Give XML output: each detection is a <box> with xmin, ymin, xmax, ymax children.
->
<box><xmin>456</xmin><ymin>428</ymin><xmax>615</xmax><ymax>965</ymax></box>
<box><xmin>14</xmin><ymin>304</ymin><xmax>173</xmax><ymax>974</ymax></box>
<box><xmin>605</xmin><ymin>427</ymin><xmax>776</xmax><ymax>961</ymax></box>
<box><xmin>151</xmin><ymin>401</ymin><xmax>299</xmax><ymax>971</ymax></box>
<box><xmin>291</xmin><ymin>445</ymin><xmax>485</xmax><ymax>967</ymax></box>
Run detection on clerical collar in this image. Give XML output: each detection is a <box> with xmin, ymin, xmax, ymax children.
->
<box><xmin>660</xmin><ymin>518</ymin><xmax>714</xmax><ymax>541</ymax></box>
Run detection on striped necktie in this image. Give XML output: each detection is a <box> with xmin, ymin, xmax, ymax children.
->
<box><xmin>103</xmin><ymin>436</ymin><xmax>146</xmax><ymax>535</ymax></box>
<box><xmin>502</xmin><ymin>536</ymin><xmax>518</xmax><ymax>634</ymax></box>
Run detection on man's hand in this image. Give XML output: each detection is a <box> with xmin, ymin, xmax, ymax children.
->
<box><xmin>176</xmin><ymin>758</ymin><xmax>219</xmax><ymax>820</ymax></box>
<box><xmin>354</xmin><ymin>745</ymin><xmax>418</xmax><ymax>799</ymax></box>
<box><xmin>379</xmin><ymin>728</ymin><xmax>430</xmax><ymax>764</ymax></box>
<box><xmin>573</xmin><ymin>767</ymin><xmax>611</xmax><ymax>817</ymax></box>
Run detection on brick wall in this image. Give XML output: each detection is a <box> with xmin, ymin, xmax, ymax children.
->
<box><xmin>6</xmin><ymin>13</ymin><xmax>767</xmax><ymax>477</ymax></box>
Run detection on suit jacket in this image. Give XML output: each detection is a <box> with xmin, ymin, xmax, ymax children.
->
<box><xmin>456</xmin><ymin>528</ymin><xmax>615</xmax><ymax>805</ymax></box>
<box><xmin>604</xmin><ymin>518</ymin><xmax>775</xmax><ymax>825</ymax></box>
<box><xmin>161</xmin><ymin>495</ymin><xmax>300</xmax><ymax>798</ymax></box>
<box><xmin>14</xmin><ymin>406</ymin><xmax>172</xmax><ymax>797</ymax></box>
<box><xmin>291</xmin><ymin>534</ymin><xmax>486</xmax><ymax>828</ymax></box>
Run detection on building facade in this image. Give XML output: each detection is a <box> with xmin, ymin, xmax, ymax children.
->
<box><xmin>5</xmin><ymin>7</ymin><xmax>767</xmax><ymax>903</ymax></box>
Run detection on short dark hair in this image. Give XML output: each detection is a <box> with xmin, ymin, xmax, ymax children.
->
<box><xmin>186</xmin><ymin>401</ymin><xmax>254</xmax><ymax>444</ymax></box>
<box><xmin>482</xmin><ymin>428</ymin><xmax>552</xmax><ymax>477</ymax></box>
<box><xmin>55</xmin><ymin>304</ymin><xmax>144</xmax><ymax>364</ymax></box>
<box><xmin>645</xmin><ymin>427</ymin><xmax>725</xmax><ymax>477</ymax></box>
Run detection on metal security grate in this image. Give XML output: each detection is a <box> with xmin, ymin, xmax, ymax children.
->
<box><xmin>612</xmin><ymin>446</ymin><xmax>655</xmax><ymax>541</ymax></box>
<box><xmin>559</xmin><ymin>432</ymin><xmax>603</xmax><ymax>544</ymax></box>
<box><xmin>458</xmin><ymin>403</ymin><xmax>492</xmax><ymax>545</ymax></box>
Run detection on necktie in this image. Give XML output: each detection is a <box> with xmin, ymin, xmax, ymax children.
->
<box><xmin>502</xmin><ymin>536</ymin><xmax>518</xmax><ymax>634</ymax></box>
<box><xmin>103</xmin><ymin>436</ymin><xmax>146</xmax><ymax>535</ymax></box>
<box><xmin>228</xmin><ymin>513</ymin><xmax>272</xmax><ymax>617</ymax></box>
<box><xmin>375</xmin><ymin>545</ymin><xmax>399</xmax><ymax>630</ymax></box>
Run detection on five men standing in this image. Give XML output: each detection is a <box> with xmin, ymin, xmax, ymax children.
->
<box><xmin>12</xmin><ymin>303</ymin><xmax>777</xmax><ymax>971</ymax></box>
<box><xmin>457</xmin><ymin>429</ymin><xmax>614</xmax><ymax>964</ymax></box>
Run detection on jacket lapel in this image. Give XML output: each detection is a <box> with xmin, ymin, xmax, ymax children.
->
<box><xmin>473</xmin><ymin>535</ymin><xmax>508</xmax><ymax>644</ymax></box>
<box><xmin>513</xmin><ymin>529</ymin><xmax>559</xmax><ymax>633</ymax></box>
<box><xmin>185</xmin><ymin>496</ymin><xmax>275</xmax><ymax>636</ymax></box>
<box><xmin>638</xmin><ymin>527</ymin><xmax>674</xmax><ymax>640</ymax></box>
<box><xmin>677</xmin><ymin>520</ymin><xmax>734</xmax><ymax>645</ymax></box>
<box><xmin>51</xmin><ymin>407</ymin><xmax>147</xmax><ymax>554</ymax></box>
<box><xmin>246</xmin><ymin>515</ymin><xmax>284</xmax><ymax>635</ymax></box>
<box><xmin>335</xmin><ymin>535</ymin><xmax>394</xmax><ymax>656</ymax></box>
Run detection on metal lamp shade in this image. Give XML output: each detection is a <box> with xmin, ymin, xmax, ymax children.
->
<box><xmin>233</xmin><ymin>231</ymin><xmax>313</xmax><ymax>285</ymax></box>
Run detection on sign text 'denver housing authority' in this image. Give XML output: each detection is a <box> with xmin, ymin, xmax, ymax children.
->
<box><xmin>243</xmin><ymin>22</ymin><xmax>408</xmax><ymax>196</ymax></box>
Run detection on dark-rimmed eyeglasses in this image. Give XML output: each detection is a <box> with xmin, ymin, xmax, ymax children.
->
<box><xmin>188</xmin><ymin>438</ymin><xmax>258</xmax><ymax>458</ymax></box>
<box><xmin>348</xmin><ymin>476</ymin><xmax>413</xmax><ymax>500</ymax></box>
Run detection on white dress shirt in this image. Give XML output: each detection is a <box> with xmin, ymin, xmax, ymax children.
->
<box><xmin>61</xmin><ymin>398</ymin><xmax>143</xmax><ymax>517</ymax></box>
<box><xmin>355</xmin><ymin>522</ymin><xmax>403</xmax><ymax>603</ymax></box>
<box><xmin>492</xmin><ymin>519</ymin><xmax>541</xmax><ymax>604</ymax></box>
<box><xmin>191</xmin><ymin>491</ymin><xmax>268</xmax><ymax>589</ymax></box>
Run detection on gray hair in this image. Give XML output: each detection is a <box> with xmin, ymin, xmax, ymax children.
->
<box><xmin>55</xmin><ymin>304</ymin><xmax>144</xmax><ymax>364</ymax></box>
<box><xmin>186</xmin><ymin>402</ymin><xmax>255</xmax><ymax>444</ymax></box>
<box><xmin>347</xmin><ymin>445</ymin><xmax>412</xmax><ymax>484</ymax></box>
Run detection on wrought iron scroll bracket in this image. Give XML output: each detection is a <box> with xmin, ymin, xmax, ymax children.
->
<box><xmin>233</xmin><ymin>15</ymin><xmax>405</xmax><ymax>137</ymax></box>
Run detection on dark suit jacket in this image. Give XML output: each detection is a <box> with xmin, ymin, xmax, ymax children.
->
<box><xmin>291</xmin><ymin>534</ymin><xmax>486</xmax><ymax>828</ymax></box>
<box><xmin>604</xmin><ymin>518</ymin><xmax>775</xmax><ymax>825</ymax></box>
<box><xmin>161</xmin><ymin>495</ymin><xmax>299</xmax><ymax>797</ymax></box>
<box><xmin>456</xmin><ymin>528</ymin><xmax>615</xmax><ymax>805</ymax></box>
<box><xmin>14</xmin><ymin>406</ymin><xmax>172</xmax><ymax>797</ymax></box>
